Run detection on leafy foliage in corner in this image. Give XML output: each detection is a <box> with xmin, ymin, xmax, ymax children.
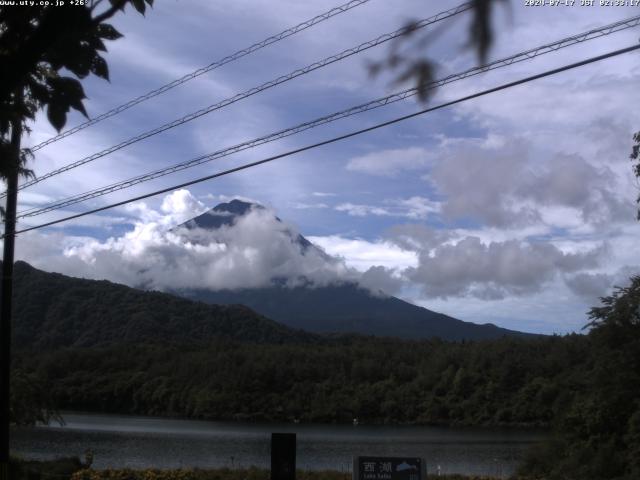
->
<box><xmin>468</xmin><ymin>0</ymin><xmax>509</xmax><ymax>65</ymax></box>
<box><xmin>369</xmin><ymin>0</ymin><xmax>509</xmax><ymax>102</ymax></box>
<box><xmin>0</xmin><ymin>0</ymin><xmax>153</xmax><ymax>177</ymax></box>
<box><xmin>518</xmin><ymin>277</ymin><xmax>640</xmax><ymax>480</ymax></box>
<box><xmin>631</xmin><ymin>131</ymin><xmax>640</xmax><ymax>220</ymax></box>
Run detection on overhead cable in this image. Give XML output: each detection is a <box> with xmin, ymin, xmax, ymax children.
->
<box><xmin>9</xmin><ymin>1</ymin><xmax>473</xmax><ymax>197</ymax></box>
<box><xmin>18</xmin><ymin>14</ymin><xmax>640</xmax><ymax>218</ymax></box>
<box><xmin>10</xmin><ymin>43</ymin><xmax>640</xmax><ymax>238</ymax></box>
<box><xmin>28</xmin><ymin>0</ymin><xmax>376</xmax><ymax>152</ymax></box>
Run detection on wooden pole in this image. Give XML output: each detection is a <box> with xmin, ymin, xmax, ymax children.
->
<box><xmin>0</xmin><ymin>117</ymin><xmax>21</xmax><ymax>480</ymax></box>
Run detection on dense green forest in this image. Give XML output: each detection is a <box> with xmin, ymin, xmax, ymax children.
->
<box><xmin>13</xmin><ymin>334</ymin><xmax>587</xmax><ymax>426</ymax></box>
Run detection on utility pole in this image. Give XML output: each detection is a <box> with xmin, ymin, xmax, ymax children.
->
<box><xmin>0</xmin><ymin>110</ymin><xmax>21</xmax><ymax>480</ymax></box>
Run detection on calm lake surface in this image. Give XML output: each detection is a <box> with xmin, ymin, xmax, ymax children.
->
<box><xmin>11</xmin><ymin>412</ymin><xmax>545</xmax><ymax>477</ymax></box>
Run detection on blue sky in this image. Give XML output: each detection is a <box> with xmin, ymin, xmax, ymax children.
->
<box><xmin>13</xmin><ymin>0</ymin><xmax>640</xmax><ymax>334</ymax></box>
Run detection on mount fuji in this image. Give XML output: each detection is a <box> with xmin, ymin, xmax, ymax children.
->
<box><xmin>173</xmin><ymin>199</ymin><xmax>532</xmax><ymax>341</ymax></box>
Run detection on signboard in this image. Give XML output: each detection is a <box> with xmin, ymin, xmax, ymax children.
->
<box><xmin>353</xmin><ymin>456</ymin><xmax>426</xmax><ymax>480</ymax></box>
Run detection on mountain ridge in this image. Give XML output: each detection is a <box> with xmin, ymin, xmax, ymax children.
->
<box><xmin>8</xmin><ymin>260</ymin><xmax>320</xmax><ymax>350</ymax></box>
<box><xmin>175</xmin><ymin>199</ymin><xmax>317</xmax><ymax>253</ymax></box>
<box><xmin>183</xmin><ymin>283</ymin><xmax>533</xmax><ymax>340</ymax></box>
<box><xmin>9</xmin><ymin>199</ymin><xmax>537</xmax><ymax>343</ymax></box>
<box><xmin>172</xmin><ymin>199</ymin><xmax>536</xmax><ymax>340</ymax></box>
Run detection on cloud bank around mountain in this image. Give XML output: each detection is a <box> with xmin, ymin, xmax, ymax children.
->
<box><xmin>16</xmin><ymin>190</ymin><xmax>397</xmax><ymax>295</ymax></box>
<box><xmin>14</xmin><ymin>188</ymin><xmax>616</xmax><ymax>312</ymax></box>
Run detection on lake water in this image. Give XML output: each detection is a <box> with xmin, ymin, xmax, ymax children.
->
<box><xmin>11</xmin><ymin>412</ymin><xmax>545</xmax><ymax>477</ymax></box>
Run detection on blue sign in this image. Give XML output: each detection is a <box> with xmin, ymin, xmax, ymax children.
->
<box><xmin>353</xmin><ymin>456</ymin><xmax>426</xmax><ymax>480</ymax></box>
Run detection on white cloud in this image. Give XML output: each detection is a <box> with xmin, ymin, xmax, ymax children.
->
<box><xmin>419</xmin><ymin>279</ymin><xmax>593</xmax><ymax>335</ymax></box>
<box><xmin>386</xmin><ymin>224</ymin><xmax>452</xmax><ymax>252</ymax></box>
<box><xmin>565</xmin><ymin>265</ymin><xmax>640</xmax><ymax>302</ymax></box>
<box><xmin>396</xmin><ymin>196</ymin><xmax>441</xmax><ymax>219</ymax></box>
<box><xmin>346</xmin><ymin>147</ymin><xmax>431</xmax><ymax>177</ymax></box>
<box><xmin>565</xmin><ymin>272</ymin><xmax>614</xmax><ymax>302</ymax></box>
<box><xmin>336</xmin><ymin>203</ymin><xmax>392</xmax><ymax>217</ymax></box>
<box><xmin>160</xmin><ymin>189</ymin><xmax>206</xmax><ymax>219</ymax></box>
<box><xmin>359</xmin><ymin>266</ymin><xmax>404</xmax><ymax>296</ymax></box>
<box><xmin>307</xmin><ymin>235</ymin><xmax>418</xmax><ymax>272</ymax></box>
<box><xmin>17</xmin><ymin>191</ymin><xmax>56</xmax><ymax>208</ymax></box>
<box><xmin>293</xmin><ymin>202</ymin><xmax>329</xmax><ymax>209</ymax></box>
<box><xmin>312</xmin><ymin>192</ymin><xmax>336</xmax><ymax>197</ymax></box>
<box><xmin>397</xmin><ymin>232</ymin><xmax>606</xmax><ymax>300</ymax></box>
<box><xmin>118</xmin><ymin>189</ymin><xmax>207</xmax><ymax>229</ymax></box>
<box><xmin>422</xmin><ymin>135</ymin><xmax>633</xmax><ymax>229</ymax></box>
<box><xmin>335</xmin><ymin>196</ymin><xmax>440</xmax><ymax>219</ymax></box>
<box><xmin>424</xmin><ymin>136</ymin><xmax>537</xmax><ymax>227</ymax></box>
<box><xmin>56</xmin><ymin>203</ymin><xmax>353</xmax><ymax>291</ymax></box>
<box><xmin>15</xmin><ymin>192</ymin><xmax>421</xmax><ymax>297</ymax></box>
<box><xmin>18</xmin><ymin>210</ymin><xmax>130</xmax><ymax>231</ymax></box>
<box><xmin>14</xmin><ymin>231</ymin><xmax>95</xmax><ymax>274</ymax></box>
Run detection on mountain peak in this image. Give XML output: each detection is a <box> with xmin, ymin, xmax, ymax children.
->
<box><xmin>178</xmin><ymin>199</ymin><xmax>263</xmax><ymax>231</ymax></box>
<box><xmin>214</xmin><ymin>199</ymin><xmax>264</xmax><ymax>216</ymax></box>
<box><xmin>174</xmin><ymin>198</ymin><xmax>317</xmax><ymax>256</ymax></box>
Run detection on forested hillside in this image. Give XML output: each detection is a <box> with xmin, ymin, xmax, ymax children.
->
<box><xmin>517</xmin><ymin>277</ymin><xmax>640</xmax><ymax>480</ymax></box>
<box><xmin>9</xmin><ymin>261</ymin><xmax>318</xmax><ymax>348</ymax></box>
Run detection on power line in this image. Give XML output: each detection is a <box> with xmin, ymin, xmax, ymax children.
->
<box><xmin>7</xmin><ymin>1</ymin><xmax>472</xmax><ymax>197</ymax></box>
<box><xmin>28</xmin><ymin>0</ymin><xmax>375</xmax><ymax>153</ymax></box>
<box><xmin>10</xmin><ymin>44</ymin><xmax>639</xmax><ymax>238</ymax></box>
<box><xmin>18</xmin><ymin>14</ymin><xmax>640</xmax><ymax>219</ymax></box>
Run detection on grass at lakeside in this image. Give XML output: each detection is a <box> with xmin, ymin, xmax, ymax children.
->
<box><xmin>11</xmin><ymin>458</ymin><xmax>505</xmax><ymax>480</ymax></box>
<box><xmin>70</xmin><ymin>470</ymin><xmax>503</xmax><ymax>480</ymax></box>
<box><xmin>11</xmin><ymin>456</ymin><xmax>84</xmax><ymax>478</ymax></box>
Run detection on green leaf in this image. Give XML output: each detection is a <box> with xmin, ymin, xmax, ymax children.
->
<box><xmin>96</xmin><ymin>23</ymin><xmax>123</xmax><ymax>41</ymax></box>
<box><xmin>68</xmin><ymin>95</ymin><xmax>88</xmax><ymax>119</ymax></box>
<box><xmin>131</xmin><ymin>0</ymin><xmax>146</xmax><ymax>15</ymax></box>
<box><xmin>89</xmin><ymin>34</ymin><xmax>107</xmax><ymax>52</ymax></box>
<box><xmin>90</xmin><ymin>55</ymin><xmax>109</xmax><ymax>81</ymax></box>
<box><xmin>26</xmin><ymin>78</ymin><xmax>50</xmax><ymax>105</ymax></box>
<box><xmin>64</xmin><ymin>44</ymin><xmax>94</xmax><ymax>79</ymax></box>
<box><xmin>47</xmin><ymin>76</ymin><xmax>88</xmax><ymax>119</ymax></box>
<box><xmin>47</xmin><ymin>76</ymin><xmax>86</xmax><ymax>101</ymax></box>
<box><xmin>47</xmin><ymin>102</ymin><xmax>67</xmax><ymax>132</ymax></box>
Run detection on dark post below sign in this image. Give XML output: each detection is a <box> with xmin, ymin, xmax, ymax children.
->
<box><xmin>353</xmin><ymin>456</ymin><xmax>426</xmax><ymax>480</ymax></box>
<box><xmin>271</xmin><ymin>433</ymin><xmax>296</xmax><ymax>480</ymax></box>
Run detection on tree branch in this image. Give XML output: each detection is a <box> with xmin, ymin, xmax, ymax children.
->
<box><xmin>90</xmin><ymin>0</ymin><xmax>106</xmax><ymax>13</ymax></box>
<box><xmin>92</xmin><ymin>0</ymin><xmax>129</xmax><ymax>25</ymax></box>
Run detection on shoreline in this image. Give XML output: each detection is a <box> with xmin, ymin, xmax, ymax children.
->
<box><xmin>12</xmin><ymin>412</ymin><xmax>541</xmax><ymax>477</ymax></box>
<box><xmin>44</xmin><ymin>409</ymin><xmax>553</xmax><ymax>431</ymax></box>
<box><xmin>12</xmin><ymin>458</ymin><xmax>509</xmax><ymax>480</ymax></box>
